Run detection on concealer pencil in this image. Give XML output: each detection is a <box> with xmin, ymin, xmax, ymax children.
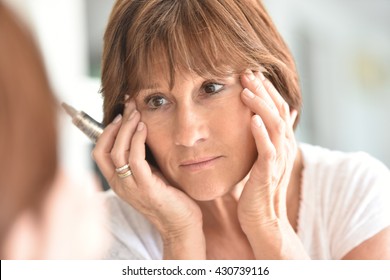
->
<box><xmin>61</xmin><ymin>102</ymin><xmax>104</xmax><ymax>143</ymax></box>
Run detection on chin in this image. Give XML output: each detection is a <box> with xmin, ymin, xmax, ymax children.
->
<box><xmin>177</xmin><ymin>178</ymin><xmax>237</xmax><ymax>202</ymax></box>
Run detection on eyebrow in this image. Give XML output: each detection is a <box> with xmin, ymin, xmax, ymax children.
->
<box><xmin>137</xmin><ymin>74</ymin><xmax>237</xmax><ymax>94</ymax></box>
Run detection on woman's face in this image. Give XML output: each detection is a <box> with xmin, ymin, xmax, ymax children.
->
<box><xmin>135</xmin><ymin>70</ymin><xmax>257</xmax><ymax>201</ymax></box>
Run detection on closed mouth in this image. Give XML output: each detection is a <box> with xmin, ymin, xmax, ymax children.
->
<box><xmin>179</xmin><ymin>156</ymin><xmax>222</xmax><ymax>171</ymax></box>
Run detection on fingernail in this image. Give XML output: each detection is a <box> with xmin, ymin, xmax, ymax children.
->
<box><xmin>291</xmin><ymin>109</ymin><xmax>298</xmax><ymax>120</ymax></box>
<box><xmin>246</xmin><ymin>71</ymin><xmax>255</xmax><ymax>81</ymax></box>
<box><xmin>128</xmin><ymin>109</ymin><xmax>138</xmax><ymax>120</ymax></box>
<box><xmin>124</xmin><ymin>94</ymin><xmax>130</xmax><ymax>101</ymax></box>
<box><xmin>259</xmin><ymin>72</ymin><xmax>266</xmax><ymax>81</ymax></box>
<box><xmin>243</xmin><ymin>88</ymin><xmax>255</xmax><ymax>99</ymax></box>
<box><xmin>253</xmin><ymin>115</ymin><xmax>263</xmax><ymax>127</ymax></box>
<box><xmin>137</xmin><ymin>122</ymin><xmax>145</xmax><ymax>131</ymax></box>
<box><xmin>112</xmin><ymin>114</ymin><xmax>122</xmax><ymax>124</ymax></box>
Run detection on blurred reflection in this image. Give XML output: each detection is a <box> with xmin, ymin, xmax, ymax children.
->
<box><xmin>0</xmin><ymin>2</ymin><xmax>107</xmax><ymax>259</ymax></box>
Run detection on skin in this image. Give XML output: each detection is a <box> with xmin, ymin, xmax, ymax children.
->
<box><xmin>136</xmin><ymin>72</ymin><xmax>257</xmax><ymax>201</ymax></box>
<box><xmin>93</xmin><ymin>69</ymin><xmax>390</xmax><ymax>260</ymax></box>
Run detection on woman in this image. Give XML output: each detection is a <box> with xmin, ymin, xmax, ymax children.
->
<box><xmin>93</xmin><ymin>0</ymin><xmax>390</xmax><ymax>259</ymax></box>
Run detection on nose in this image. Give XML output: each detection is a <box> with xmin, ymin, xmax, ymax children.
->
<box><xmin>174</xmin><ymin>105</ymin><xmax>209</xmax><ymax>147</ymax></box>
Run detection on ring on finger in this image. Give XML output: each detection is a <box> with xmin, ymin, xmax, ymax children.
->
<box><xmin>115</xmin><ymin>164</ymin><xmax>130</xmax><ymax>173</ymax></box>
<box><xmin>117</xmin><ymin>169</ymin><xmax>133</xmax><ymax>178</ymax></box>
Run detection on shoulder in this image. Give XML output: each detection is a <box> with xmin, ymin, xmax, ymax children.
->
<box><xmin>299</xmin><ymin>142</ymin><xmax>390</xmax><ymax>208</ymax></box>
<box><xmin>299</xmin><ymin>142</ymin><xmax>389</xmax><ymax>187</ymax></box>
<box><xmin>98</xmin><ymin>190</ymin><xmax>163</xmax><ymax>259</ymax></box>
<box><xmin>298</xmin><ymin>143</ymin><xmax>390</xmax><ymax>259</ymax></box>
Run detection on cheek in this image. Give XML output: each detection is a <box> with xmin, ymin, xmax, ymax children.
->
<box><xmin>219</xmin><ymin>98</ymin><xmax>257</xmax><ymax>165</ymax></box>
<box><xmin>197</xmin><ymin>93</ymin><xmax>256</xmax><ymax>157</ymax></box>
<box><xmin>219</xmin><ymin>95</ymin><xmax>254</xmax><ymax>136</ymax></box>
<box><xmin>143</xmin><ymin>118</ymin><xmax>172</xmax><ymax>166</ymax></box>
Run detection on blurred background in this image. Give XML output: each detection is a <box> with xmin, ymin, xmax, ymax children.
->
<box><xmin>3</xmin><ymin>0</ymin><xmax>390</xmax><ymax>188</ymax></box>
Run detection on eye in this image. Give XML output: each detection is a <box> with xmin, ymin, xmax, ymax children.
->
<box><xmin>145</xmin><ymin>95</ymin><xmax>168</xmax><ymax>110</ymax></box>
<box><xmin>203</xmin><ymin>83</ymin><xmax>224</xmax><ymax>95</ymax></box>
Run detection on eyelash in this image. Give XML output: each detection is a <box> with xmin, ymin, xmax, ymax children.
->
<box><xmin>143</xmin><ymin>82</ymin><xmax>225</xmax><ymax>111</ymax></box>
<box><xmin>202</xmin><ymin>82</ymin><xmax>224</xmax><ymax>96</ymax></box>
<box><xmin>144</xmin><ymin>94</ymin><xmax>167</xmax><ymax>111</ymax></box>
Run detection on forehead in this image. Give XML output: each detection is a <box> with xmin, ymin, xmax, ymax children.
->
<box><xmin>134</xmin><ymin>45</ymin><xmax>239</xmax><ymax>93</ymax></box>
<box><xmin>126</xmin><ymin>12</ymin><xmax>255</xmax><ymax>94</ymax></box>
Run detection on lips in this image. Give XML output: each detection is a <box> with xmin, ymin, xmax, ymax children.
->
<box><xmin>179</xmin><ymin>156</ymin><xmax>222</xmax><ymax>171</ymax></box>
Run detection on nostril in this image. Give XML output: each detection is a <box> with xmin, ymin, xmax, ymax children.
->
<box><xmin>173</xmin><ymin>124</ymin><xmax>208</xmax><ymax>147</ymax></box>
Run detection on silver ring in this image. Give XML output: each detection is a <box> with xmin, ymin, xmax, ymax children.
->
<box><xmin>115</xmin><ymin>164</ymin><xmax>130</xmax><ymax>173</ymax></box>
<box><xmin>117</xmin><ymin>169</ymin><xmax>132</xmax><ymax>178</ymax></box>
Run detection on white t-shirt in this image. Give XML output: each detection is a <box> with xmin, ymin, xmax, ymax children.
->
<box><xmin>100</xmin><ymin>143</ymin><xmax>390</xmax><ymax>259</ymax></box>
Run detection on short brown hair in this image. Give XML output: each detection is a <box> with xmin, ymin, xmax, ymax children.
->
<box><xmin>101</xmin><ymin>0</ymin><xmax>302</xmax><ymax>126</ymax></box>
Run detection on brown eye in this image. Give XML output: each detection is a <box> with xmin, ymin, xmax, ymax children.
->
<box><xmin>203</xmin><ymin>83</ymin><xmax>223</xmax><ymax>95</ymax></box>
<box><xmin>145</xmin><ymin>95</ymin><xmax>168</xmax><ymax>110</ymax></box>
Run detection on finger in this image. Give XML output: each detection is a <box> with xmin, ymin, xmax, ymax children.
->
<box><xmin>250</xmin><ymin>115</ymin><xmax>291</xmax><ymax>221</ymax></box>
<box><xmin>246</xmin><ymin>71</ymin><xmax>293</xmax><ymax>129</ymax></box>
<box><xmin>241</xmin><ymin>70</ymin><xmax>277</xmax><ymax>113</ymax></box>
<box><xmin>92</xmin><ymin>114</ymin><xmax>123</xmax><ymax>181</ymax></box>
<box><xmin>261</xmin><ymin>75</ymin><xmax>286</xmax><ymax>109</ymax></box>
<box><xmin>241</xmin><ymin>87</ymin><xmax>286</xmax><ymax>147</ymax></box>
<box><xmin>128</xmin><ymin>122</ymin><xmax>153</xmax><ymax>185</ymax></box>
<box><xmin>110</xmin><ymin>100</ymin><xmax>140</xmax><ymax>168</ymax></box>
<box><xmin>247</xmin><ymin>114</ymin><xmax>277</xmax><ymax>219</ymax></box>
<box><xmin>261</xmin><ymin>77</ymin><xmax>294</xmax><ymax>126</ymax></box>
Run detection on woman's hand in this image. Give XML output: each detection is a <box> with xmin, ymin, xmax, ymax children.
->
<box><xmin>238</xmin><ymin>71</ymin><xmax>309</xmax><ymax>259</ymax></box>
<box><xmin>92</xmin><ymin>99</ymin><xmax>205</xmax><ymax>259</ymax></box>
